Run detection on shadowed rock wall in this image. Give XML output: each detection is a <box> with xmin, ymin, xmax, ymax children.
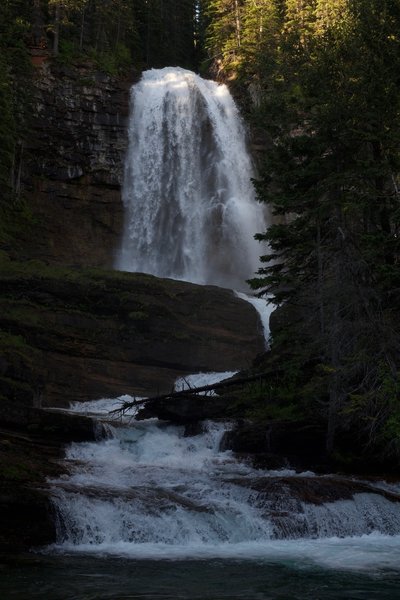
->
<box><xmin>18</xmin><ymin>60</ymin><xmax>134</xmax><ymax>267</ymax></box>
<box><xmin>0</xmin><ymin>262</ymin><xmax>265</xmax><ymax>407</ymax></box>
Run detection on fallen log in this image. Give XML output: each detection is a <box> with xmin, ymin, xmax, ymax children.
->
<box><xmin>111</xmin><ymin>371</ymin><xmax>271</xmax><ymax>416</ymax></box>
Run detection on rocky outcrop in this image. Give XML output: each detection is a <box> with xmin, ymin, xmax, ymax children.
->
<box><xmin>0</xmin><ymin>425</ymin><xmax>64</xmax><ymax>552</ymax></box>
<box><xmin>15</xmin><ymin>59</ymin><xmax>134</xmax><ymax>267</ymax></box>
<box><xmin>0</xmin><ymin>257</ymin><xmax>266</xmax><ymax>551</ymax></box>
<box><xmin>0</xmin><ymin>411</ymin><xmax>98</xmax><ymax>552</ymax></box>
<box><xmin>136</xmin><ymin>392</ymin><xmax>236</xmax><ymax>423</ymax></box>
<box><xmin>223</xmin><ymin>420</ymin><xmax>328</xmax><ymax>472</ymax></box>
<box><xmin>0</xmin><ymin>259</ymin><xmax>265</xmax><ymax>408</ymax></box>
<box><xmin>0</xmin><ymin>399</ymin><xmax>100</xmax><ymax>443</ymax></box>
<box><xmin>231</xmin><ymin>474</ymin><xmax>400</xmax><ymax>539</ymax></box>
<box><xmin>0</xmin><ymin>484</ymin><xmax>57</xmax><ymax>552</ymax></box>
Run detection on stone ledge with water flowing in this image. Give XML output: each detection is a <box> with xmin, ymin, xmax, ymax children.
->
<box><xmin>0</xmin><ymin>66</ymin><xmax>272</xmax><ymax>555</ymax></box>
<box><xmin>48</xmin><ymin>404</ymin><xmax>400</xmax><ymax>559</ymax></box>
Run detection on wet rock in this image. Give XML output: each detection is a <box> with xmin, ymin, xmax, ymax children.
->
<box><xmin>223</xmin><ymin>420</ymin><xmax>328</xmax><ymax>472</ymax></box>
<box><xmin>137</xmin><ymin>393</ymin><xmax>233</xmax><ymax>423</ymax></box>
<box><xmin>0</xmin><ymin>400</ymin><xmax>99</xmax><ymax>443</ymax></box>
<box><xmin>229</xmin><ymin>474</ymin><xmax>400</xmax><ymax>539</ymax></box>
<box><xmin>243</xmin><ymin>475</ymin><xmax>400</xmax><ymax>505</ymax></box>
<box><xmin>0</xmin><ymin>427</ymin><xmax>67</xmax><ymax>552</ymax></box>
<box><xmin>0</xmin><ymin>486</ymin><xmax>57</xmax><ymax>552</ymax></box>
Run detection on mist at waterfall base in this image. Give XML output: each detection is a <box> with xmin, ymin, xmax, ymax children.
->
<box><xmin>116</xmin><ymin>67</ymin><xmax>266</xmax><ymax>291</ymax></box>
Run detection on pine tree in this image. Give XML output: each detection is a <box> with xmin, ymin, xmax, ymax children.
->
<box><xmin>0</xmin><ymin>55</ymin><xmax>16</xmax><ymax>196</ymax></box>
<box><xmin>203</xmin><ymin>0</ymin><xmax>245</xmax><ymax>75</ymax></box>
<box><xmin>249</xmin><ymin>0</ymin><xmax>400</xmax><ymax>455</ymax></box>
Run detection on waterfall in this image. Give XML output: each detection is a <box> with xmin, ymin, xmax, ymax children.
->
<box><xmin>116</xmin><ymin>67</ymin><xmax>266</xmax><ymax>290</ymax></box>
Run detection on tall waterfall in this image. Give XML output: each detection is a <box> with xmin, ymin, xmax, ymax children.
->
<box><xmin>116</xmin><ymin>67</ymin><xmax>266</xmax><ymax>290</ymax></box>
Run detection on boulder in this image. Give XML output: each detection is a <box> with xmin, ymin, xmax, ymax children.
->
<box><xmin>0</xmin><ymin>262</ymin><xmax>265</xmax><ymax>406</ymax></box>
<box><xmin>222</xmin><ymin>420</ymin><xmax>328</xmax><ymax>472</ymax></box>
<box><xmin>137</xmin><ymin>393</ymin><xmax>234</xmax><ymax>423</ymax></box>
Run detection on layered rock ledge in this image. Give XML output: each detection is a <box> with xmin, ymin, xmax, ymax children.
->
<box><xmin>13</xmin><ymin>60</ymin><xmax>134</xmax><ymax>267</ymax></box>
<box><xmin>0</xmin><ymin>259</ymin><xmax>265</xmax><ymax>409</ymax></box>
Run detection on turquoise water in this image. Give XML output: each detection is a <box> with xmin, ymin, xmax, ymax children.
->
<box><xmin>1</xmin><ymin>555</ymin><xmax>400</xmax><ymax>599</ymax></box>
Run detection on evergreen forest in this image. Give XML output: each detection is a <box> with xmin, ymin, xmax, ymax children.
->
<box><xmin>1</xmin><ymin>0</ymin><xmax>400</xmax><ymax>466</ymax></box>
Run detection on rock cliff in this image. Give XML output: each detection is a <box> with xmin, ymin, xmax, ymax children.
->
<box><xmin>16</xmin><ymin>59</ymin><xmax>133</xmax><ymax>267</ymax></box>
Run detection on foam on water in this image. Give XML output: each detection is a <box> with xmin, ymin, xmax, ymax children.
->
<box><xmin>50</xmin><ymin>376</ymin><xmax>400</xmax><ymax>572</ymax></box>
<box><xmin>50</xmin><ymin>534</ymin><xmax>400</xmax><ymax>572</ymax></box>
<box><xmin>50</xmin><ymin>415</ymin><xmax>400</xmax><ymax>570</ymax></box>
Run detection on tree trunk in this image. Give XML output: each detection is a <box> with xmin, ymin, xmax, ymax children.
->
<box><xmin>234</xmin><ymin>0</ymin><xmax>241</xmax><ymax>47</ymax></box>
<box><xmin>316</xmin><ymin>221</ymin><xmax>325</xmax><ymax>339</ymax></box>
<box><xmin>79</xmin><ymin>6</ymin><xmax>86</xmax><ymax>51</ymax></box>
<box><xmin>53</xmin><ymin>2</ymin><xmax>61</xmax><ymax>56</ymax></box>
<box><xmin>326</xmin><ymin>202</ymin><xmax>344</xmax><ymax>454</ymax></box>
<box><xmin>112</xmin><ymin>371</ymin><xmax>276</xmax><ymax>415</ymax></box>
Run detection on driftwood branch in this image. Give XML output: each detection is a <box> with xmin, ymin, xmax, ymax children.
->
<box><xmin>111</xmin><ymin>372</ymin><xmax>270</xmax><ymax>415</ymax></box>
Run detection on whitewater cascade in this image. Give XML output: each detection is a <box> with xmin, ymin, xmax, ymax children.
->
<box><xmin>50</xmin><ymin>387</ymin><xmax>400</xmax><ymax>567</ymax></box>
<box><xmin>116</xmin><ymin>67</ymin><xmax>266</xmax><ymax>290</ymax></box>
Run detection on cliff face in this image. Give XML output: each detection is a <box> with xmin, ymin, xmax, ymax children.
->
<box><xmin>0</xmin><ymin>58</ymin><xmax>273</xmax><ymax>418</ymax></box>
<box><xmin>18</xmin><ymin>59</ymin><xmax>133</xmax><ymax>267</ymax></box>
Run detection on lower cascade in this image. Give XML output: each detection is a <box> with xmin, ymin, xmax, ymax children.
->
<box><xmin>49</xmin><ymin>384</ymin><xmax>400</xmax><ymax>569</ymax></box>
<box><xmin>116</xmin><ymin>67</ymin><xmax>267</xmax><ymax>290</ymax></box>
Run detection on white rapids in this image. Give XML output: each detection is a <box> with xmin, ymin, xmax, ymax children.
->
<box><xmin>116</xmin><ymin>67</ymin><xmax>266</xmax><ymax>290</ymax></box>
<box><xmin>49</xmin><ymin>374</ymin><xmax>400</xmax><ymax>571</ymax></box>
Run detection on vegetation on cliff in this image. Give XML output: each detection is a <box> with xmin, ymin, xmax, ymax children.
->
<box><xmin>0</xmin><ymin>0</ymin><xmax>201</xmax><ymax>208</ymax></box>
<box><xmin>0</xmin><ymin>2</ymin><xmax>32</xmax><ymax>198</ymax></box>
<box><xmin>27</xmin><ymin>0</ymin><xmax>200</xmax><ymax>71</ymax></box>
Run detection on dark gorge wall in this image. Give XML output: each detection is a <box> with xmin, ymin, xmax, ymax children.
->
<box><xmin>17</xmin><ymin>58</ymin><xmax>134</xmax><ymax>267</ymax></box>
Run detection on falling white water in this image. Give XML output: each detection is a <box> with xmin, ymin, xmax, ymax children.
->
<box><xmin>235</xmin><ymin>291</ymin><xmax>275</xmax><ymax>348</ymax></box>
<box><xmin>174</xmin><ymin>370</ymin><xmax>238</xmax><ymax>393</ymax></box>
<box><xmin>116</xmin><ymin>67</ymin><xmax>266</xmax><ymax>290</ymax></box>
<box><xmin>69</xmin><ymin>394</ymin><xmax>140</xmax><ymax>419</ymax></box>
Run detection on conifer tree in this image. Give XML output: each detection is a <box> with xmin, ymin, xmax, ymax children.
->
<box><xmin>249</xmin><ymin>0</ymin><xmax>400</xmax><ymax>454</ymax></box>
<box><xmin>203</xmin><ymin>0</ymin><xmax>245</xmax><ymax>75</ymax></box>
